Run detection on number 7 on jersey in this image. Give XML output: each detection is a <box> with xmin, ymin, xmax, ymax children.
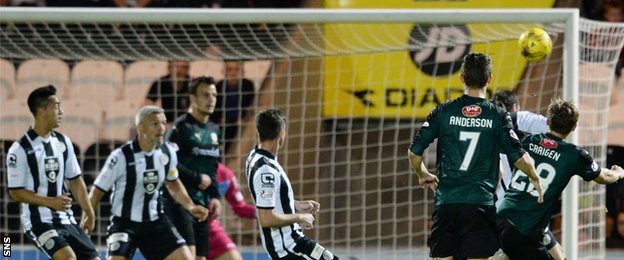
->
<box><xmin>459</xmin><ymin>131</ymin><xmax>481</xmax><ymax>171</ymax></box>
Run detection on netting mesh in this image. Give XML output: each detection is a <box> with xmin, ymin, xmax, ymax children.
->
<box><xmin>1</xmin><ymin>9</ymin><xmax>623</xmax><ymax>259</ymax></box>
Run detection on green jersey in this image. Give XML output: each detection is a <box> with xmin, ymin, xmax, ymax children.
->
<box><xmin>410</xmin><ymin>95</ymin><xmax>525</xmax><ymax>206</ymax></box>
<box><xmin>497</xmin><ymin>133</ymin><xmax>600</xmax><ymax>236</ymax></box>
<box><xmin>162</xmin><ymin>113</ymin><xmax>221</xmax><ymax>206</ymax></box>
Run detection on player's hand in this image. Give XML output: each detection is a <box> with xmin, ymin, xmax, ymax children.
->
<box><xmin>208</xmin><ymin>198</ymin><xmax>222</xmax><ymax>220</ymax></box>
<box><xmin>296</xmin><ymin>200</ymin><xmax>320</xmax><ymax>215</ymax></box>
<box><xmin>298</xmin><ymin>213</ymin><xmax>315</xmax><ymax>229</ymax></box>
<box><xmin>611</xmin><ymin>165</ymin><xmax>624</xmax><ymax>180</ymax></box>
<box><xmin>79</xmin><ymin>211</ymin><xmax>96</xmax><ymax>235</ymax></box>
<box><xmin>49</xmin><ymin>193</ymin><xmax>73</xmax><ymax>211</ymax></box>
<box><xmin>418</xmin><ymin>173</ymin><xmax>439</xmax><ymax>192</ymax></box>
<box><xmin>188</xmin><ymin>205</ymin><xmax>209</xmax><ymax>222</ymax></box>
<box><xmin>198</xmin><ymin>174</ymin><xmax>212</xmax><ymax>190</ymax></box>
<box><xmin>530</xmin><ymin>178</ymin><xmax>544</xmax><ymax>203</ymax></box>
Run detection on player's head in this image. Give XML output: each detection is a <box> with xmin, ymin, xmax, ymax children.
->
<box><xmin>460</xmin><ymin>52</ymin><xmax>492</xmax><ymax>89</ymax></box>
<box><xmin>603</xmin><ymin>1</ymin><xmax>623</xmax><ymax>22</ymax></box>
<box><xmin>168</xmin><ymin>60</ymin><xmax>190</xmax><ymax>79</ymax></box>
<box><xmin>547</xmin><ymin>99</ymin><xmax>578</xmax><ymax>135</ymax></box>
<box><xmin>28</xmin><ymin>85</ymin><xmax>63</xmax><ymax>128</ymax></box>
<box><xmin>256</xmin><ymin>108</ymin><xmax>287</xmax><ymax>146</ymax></box>
<box><xmin>189</xmin><ymin>76</ymin><xmax>217</xmax><ymax>116</ymax></box>
<box><xmin>135</xmin><ymin>106</ymin><xmax>167</xmax><ymax>146</ymax></box>
<box><xmin>492</xmin><ymin>90</ymin><xmax>519</xmax><ymax>112</ymax></box>
<box><xmin>224</xmin><ymin>60</ymin><xmax>244</xmax><ymax>84</ymax></box>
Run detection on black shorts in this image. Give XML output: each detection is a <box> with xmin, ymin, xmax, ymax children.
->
<box><xmin>496</xmin><ymin>215</ymin><xmax>557</xmax><ymax>250</ymax></box>
<box><xmin>429</xmin><ymin>204</ymin><xmax>499</xmax><ymax>258</ymax></box>
<box><xmin>106</xmin><ymin>216</ymin><xmax>186</xmax><ymax>259</ymax></box>
<box><xmin>277</xmin><ymin>236</ymin><xmax>339</xmax><ymax>260</ymax></box>
<box><xmin>163</xmin><ymin>200</ymin><xmax>210</xmax><ymax>256</ymax></box>
<box><xmin>499</xmin><ymin>218</ymin><xmax>553</xmax><ymax>260</ymax></box>
<box><xmin>25</xmin><ymin>222</ymin><xmax>99</xmax><ymax>259</ymax></box>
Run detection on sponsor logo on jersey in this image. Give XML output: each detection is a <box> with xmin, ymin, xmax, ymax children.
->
<box><xmin>261</xmin><ymin>190</ymin><xmax>274</xmax><ymax>200</ymax></box>
<box><xmin>461</xmin><ymin>105</ymin><xmax>482</xmax><ymax>117</ymax></box>
<box><xmin>591</xmin><ymin>161</ymin><xmax>599</xmax><ymax>172</ymax></box>
<box><xmin>107</xmin><ymin>156</ymin><xmax>118</xmax><ymax>169</ymax></box>
<box><xmin>211</xmin><ymin>132</ymin><xmax>219</xmax><ymax>145</ymax></box>
<box><xmin>540</xmin><ymin>138</ymin><xmax>558</xmax><ymax>149</ymax></box>
<box><xmin>7</xmin><ymin>153</ymin><xmax>17</xmax><ymax>168</ymax></box>
<box><xmin>143</xmin><ymin>170</ymin><xmax>159</xmax><ymax>194</ymax></box>
<box><xmin>44</xmin><ymin>157</ymin><xmax>60</xmax><ymax>183</ymax></box>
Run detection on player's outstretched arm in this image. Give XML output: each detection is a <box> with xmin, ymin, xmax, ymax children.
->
<box><xmin>593</xmin><ymin>165</ymin><xmax>624</xmax><ymax>184</ymax></box>
<box><xmin>257</xmin><ymin>208</ymin><xmax>315</xmax><ymax>229</ymax></box>
<box><xmin>67</xmin><ymin>176</ymin><xmax>96</xmax><ymax>235</ymax></box>
<box><xmin>407</xmin><ymin>150</ymin><xmax>438</xmax><ymax>192</ymax></box>
<box><xmin>165</xmin><ymin>178</ymin><xmax>209</xmax><ymax>221</ymax></box>
<box><xmin>513</xmin><ymin>153</ymin><xmax>544</xmax><ymax>203</ymax></box>
<box><xmin>295</xmin><ymin>200</ymin><xmax>320</xmax><ymax>214</ymax></box>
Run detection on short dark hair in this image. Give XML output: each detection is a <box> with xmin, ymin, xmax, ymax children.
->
<box><xmin>27</xmin><ymin>85</ymin><xmax>57</xmax><ymax>116</ymax></box>
<box><xmin>461</xmin><ymin>52</ymin><xmax>492</xmax><ymax>88</ymax></box>
<box><xmin>256</xmin><ymin>108</ymin><xmax>286</xmax><ymax>142</ymax></box>
<box><xmin>492</xmin><ymin>90</ymin><xmax>518</xmax><ymax>112</ymax></box>
<box><xmin>547</xmin><ymin>99</ymin><xmax>578</xmax><ymax>135</ymax></box>
<box><xmin>189</xmin><ymin>76</ymin><xmax>216</xmax><ymax>96</ymax></box>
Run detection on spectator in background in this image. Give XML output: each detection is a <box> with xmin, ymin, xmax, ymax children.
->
<box><xmin>608</xmin><ymin>212</ymin><xmax>624</xmax><ymax>248</ymax></box>
<box><xmin>145</xmin><ymin>60</ymin><xmax>191</xmax><ymax>124</ymax></box>
<box><xmin>214</xmin><ymin>61</ymin><xmax>255</xmax><ymax>153</ymax></box>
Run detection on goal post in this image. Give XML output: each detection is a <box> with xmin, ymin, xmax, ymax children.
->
<box><xmin>3</xmin><ymin>7</ymin><xmax>620</xmax><ymax>259</ymax></box>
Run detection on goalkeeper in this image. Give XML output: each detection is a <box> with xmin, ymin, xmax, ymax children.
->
<box><xmin>498</xmin><ymin>99</ymin><xmax>624</xmax><ymax>259</ymax></box>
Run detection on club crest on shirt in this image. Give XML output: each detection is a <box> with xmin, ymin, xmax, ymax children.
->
<box><xmin>56</xmin><ymin>142</ymin><xmax>66</xmax><ymax>153</ymax></box>
<box><xmin>143</xmin><ymin>170</ymin><xmax>159</xmax><ymax>194</ymax></box>
<box><xmin>462</xmin><ymin>105</ymin><xmax>482</xmax><ymax>117</ymax></box>
<box><xmin>160</xmin><ymin>153</ymin><xmax>169</xmax><ymax>165</ymax></box>
<box><xmin>44</xmin><ymin>157</ymin><xmax>60</xmax><ymax>183</ymax></box>
<box><xmin>540</xmin><ymin>138</ymin><xmax>558</xmax><ymax>149</ymax></box>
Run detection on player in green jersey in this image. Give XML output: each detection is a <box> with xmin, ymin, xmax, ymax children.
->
<box><xmin>408</xmin><ymin>52</ymin><xmax>543</xmax><ymax>260</ymax></box>
<box><xmin>162</xmin><ymin>76</ymin><xmax>223</xmax><ymax>260</ymax></box>
<box><xmin>498</xmin><ymin>99</ymin><xmax>624</xmax><ymax>259</ymax></box>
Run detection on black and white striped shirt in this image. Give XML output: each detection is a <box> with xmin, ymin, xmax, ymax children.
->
<box><xmin>94</xmin><ymin>140</ymin><xmax>179</xmax><ymax>222</ymax></box>
<box><xmin>245</xmin><ymin>146</ymin><xmax>304</xmax><ymax>259</ymax></box>
<box><xmin>6</xmin><ymin>128</ymin><xmax>81</xmax><ymax>230</ymax></box>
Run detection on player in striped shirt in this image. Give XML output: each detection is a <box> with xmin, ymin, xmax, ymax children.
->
<box><xmin>6</xmin><ymin>85</ymin><xmax>99</xmax><ymax>259</ymax></box>
<box><xmin>246</xmin><ymin>108</ymin><xmax>338</xmax><ymax>260</ymax></box>
<box><xmin>88</xmin><ymin>106</ymin><xmax>209</xmax><ymax>260</ymax></box>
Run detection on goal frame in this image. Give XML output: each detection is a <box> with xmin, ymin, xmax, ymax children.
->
<box><xmin>0</xmin><ymin>7</ymin><xmax>581</xmax><ymax>258</ymax></box>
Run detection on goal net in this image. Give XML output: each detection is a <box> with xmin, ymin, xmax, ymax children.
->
<box><xmin>1</xmin><ymin>8</ymin><xmax>623</xmax><ymax>260</ymax></box>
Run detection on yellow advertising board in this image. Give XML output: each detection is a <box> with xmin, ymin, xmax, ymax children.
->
<box><xmin>322</xmin><ymin>0</ymin><xmax>556</xmax><ymax>118</ymax></box>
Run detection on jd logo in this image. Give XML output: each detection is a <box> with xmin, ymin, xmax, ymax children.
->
<box><xmin>408</xmin><ymin>24</ymin><xmax>471</xmax><ymax>77</ymax></box>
